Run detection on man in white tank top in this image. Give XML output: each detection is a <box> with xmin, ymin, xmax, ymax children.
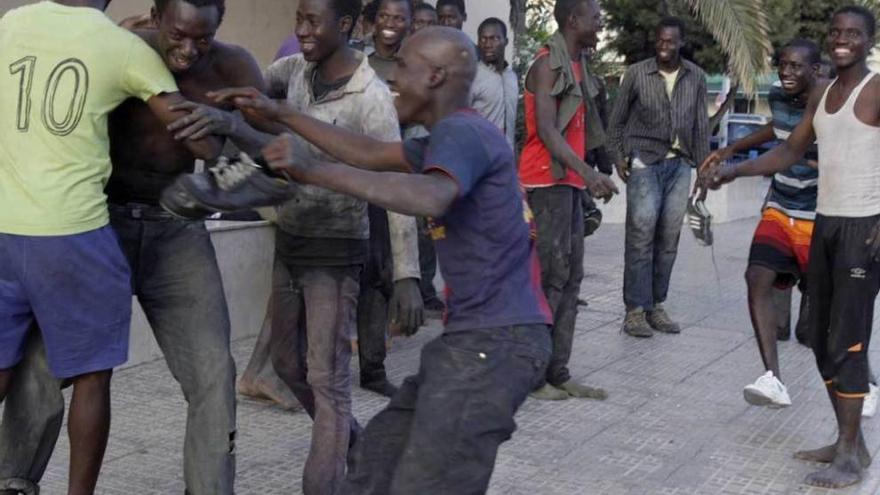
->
<box><xmin>699</xmin><ymin>6</ymin><xmax>879</xmax><ymax>490</ymax></box>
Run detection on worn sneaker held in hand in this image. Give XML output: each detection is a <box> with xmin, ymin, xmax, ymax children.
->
<box><xmin>743</xmin><ymin>371</ymin><xmax>791</xmax><ymax>408</ymax></box>
<box><xmin>160</xmin><ymin>153</ymin><xmax>296</xmax><ymax>219</ymax></box>
<box><xmin>687</xmin><ymin>195</ymin><xmax>713</xmax><ymax>246</ymax></box>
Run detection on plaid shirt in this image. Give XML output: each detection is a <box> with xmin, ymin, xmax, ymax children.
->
<box><xmin>608</xmin><ymin>57</ymin><xmax>710</xmax><ymax>166</ymax></box>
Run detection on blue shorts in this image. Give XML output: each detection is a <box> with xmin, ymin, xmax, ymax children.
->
<box><xmin>0</xmin><ymin>225</ymin><xmax>132</xmax><ymax>379</ymax></box>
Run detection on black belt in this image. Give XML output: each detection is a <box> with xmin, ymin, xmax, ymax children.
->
<box><xmin>109</xmin><ymin>202</ymin><xmax>180</xmax><ymax>221</ymax></box>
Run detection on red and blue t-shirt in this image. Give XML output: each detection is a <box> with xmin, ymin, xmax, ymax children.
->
<box><xmin>403</xmin><ymin>110</ymin><xmax>553</xmax><ymax>332</ymax></box>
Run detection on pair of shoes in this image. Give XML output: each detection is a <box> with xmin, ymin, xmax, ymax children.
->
<box><xmin>557</xmin><ymin>379</ymin><xmax>608</xmax><ymax>400</ymax></box>
<box><xmin>863</xmin><ymin>384</ymin><xmax>878</xmax><ymax>417</ymax></box>
<box><xmin>646</xmin><ymin>305</ymin><xmax>681</xmax><ymax>334</ymax></box>
<box><xmin>160</xmin><ymin>153</ymin><xmax>297</xmax><ymax>218</ymax></box>
<box><xmin>743</xmin><ymin>370</ymin><xmax>791</xmax><ymax>408</ymax></box>
<box><xmin>361</xmin><ymin>378</ymin><xmax>399</xmax><ymax>398</ymax></box>
<box><xmin>623</xmin><ymin>309</ymin><xmax>653</xmax><ymax>338</ymax></box>
<box><xmin>529</xmin><ymin>383</ymin><xmax>569</xmax><ymax>401</ymax></box>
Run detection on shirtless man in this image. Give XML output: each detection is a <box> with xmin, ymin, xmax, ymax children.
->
<box><xmin>0</xmin><ymin>1</ymin><xmax>267</xmax><ymax>493</ymax></box>
<box><xmin>701</xmin><ymin>6</ymin><xmax>879</xmax><ymax>489</ymax></box>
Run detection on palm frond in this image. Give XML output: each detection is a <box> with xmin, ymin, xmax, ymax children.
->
<box><xmin>685</xmin><ymin>0</ymin><xmax>772</xmax><ymax>97</ymax></box>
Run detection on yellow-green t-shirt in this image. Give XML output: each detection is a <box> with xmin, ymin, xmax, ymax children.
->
<box><xmin>0</xmin><ymin>2</ymin><xmax>178</xmax><ymax>235</ymax></box>
<box><xmin>660</xmin><ymin>68</ymin><xmax>682</xmax><ymax>157</ymax></box>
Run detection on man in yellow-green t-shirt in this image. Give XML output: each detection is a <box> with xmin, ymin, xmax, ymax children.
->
<box><xmin>0</xmin><ymin>1</ymin><xmax>220</xmax><ymax>493</ymax></box>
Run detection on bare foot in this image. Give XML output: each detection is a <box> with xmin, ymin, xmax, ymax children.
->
<box><xmin>794</xmin><ymin>441</ymin><xmax>871</xmax><ymax>468</ymax></box>
<box><xmin>804</xmin><ymin>452</ymin><xmax>862</xmax><ymax>489</ymax></box>
<box><xmin>238</xmin><ymin>376</ymin><xmax>301</xmax><ymax>411</ymax></box>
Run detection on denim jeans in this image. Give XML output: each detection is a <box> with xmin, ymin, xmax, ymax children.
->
<box><xmin>528</xmin><ymin>186</ymin><xmax>584</xmax><ymax>386</ymax></box>
<box><xmin>623</xmin><ymin>158</ymin><xmax>692</xmax><ymax>310</ymax></box>
<box><xmin>342</xmin><ymin>325</ymin><xmax>551</xmax><ymax>495</ymax></box>
<box><xmin>0</xmin><ymin>205</ymin><xmax>238</xmax><ymax>495</ymax></box>
<box><xmin>270</xmin><ymin>260</ymin><xmax>360</xmax><ymax>495</ymax></box>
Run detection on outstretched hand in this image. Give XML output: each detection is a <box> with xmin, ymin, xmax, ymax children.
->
<box><xmin>262</xmin><ymin>134</ymin><xmax>313</xmax><ymax>181</ymax></box>
<box><xmin>697</xmin><ymin>153</ymin><xmax>736</xmax><ymax>190</ymax></box>
<box><xmin>208</xmin><ymin>87</ymin><xmax>286</xmax><ymax>122</ymax></box>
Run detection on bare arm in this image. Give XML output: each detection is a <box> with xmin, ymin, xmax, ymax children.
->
<box><xmin>145</xmin><ymin>92</ymin><xmax>223</xmax><ymax>160</ymax></box>
<box><xmin>717</xmin><ymin>123</ymin><xmax>776</xmax><ymax>160</ymax></box>
<box><xmin>703</xmin><ymin>82</ymin><xmax>827</xmax><ymax>186</ymax></box>
<box><xmin>528</xmin><ymin>57</ymin><xmax>593</xmax><ymax>180</ymax></box>
<box><xmin>210</xmin><ymin>87</ymin><xmax>410</xmax><ymax>172</ymax></box>
<box><xmin>166</xmin><ymin>46</ymin><xmax>276</xmax><ymax>155</ymax></box>
<box><xmin>263</xmin><ymin>134</ymin><xmax>457</xmax><ymax>217</ymax></box>
<box><xmin>526</xmin><ymin>58</ymin><xmax>618</xmax><ymax>199</ymax></box>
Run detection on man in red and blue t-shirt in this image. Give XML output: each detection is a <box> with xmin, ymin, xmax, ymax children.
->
<box><xmin>519</xmin><ymin>0</ymin><xmax>618</xmax><ymax>401</ymax></box>
<box><xmin>211</xmin><ymin>25</ymin><xmax>555</xmax><ymax>495</ymax></box>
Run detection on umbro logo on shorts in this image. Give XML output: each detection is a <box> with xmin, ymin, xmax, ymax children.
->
<box><xmin>851</xmin><ymin>267</ymin><xmax>867</xmax><ymax>279</ymax></box>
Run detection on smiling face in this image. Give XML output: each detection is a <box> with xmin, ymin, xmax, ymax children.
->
<box><xmin>655</xmin><ymin>26</ymin><xmax>683</xmax><ymax>66</ymax></box>
<box><xmin>153</xmin><ymin>0</ymin><xmax>221</xmax><ymax>73</ymax></box>
<box><xmin>375</xmin><ymin>0</ymin><xmax>411</xmax><ymax>52</ymax></box>
<box><xmin>827</xmin><ymin>12</ymin><xmax>873</xmax><ymax>71</ymax></box>
<box><xmin>295</xmin><ymin>0</ymin><xmax>349</xmax><ymax>63</ymax></box>
<box><xmin>777</xmin><ymin>47</ymin><xmax>816</xmax><ymax>96</ymax></box>
<box><xmin>387</xmin><ymin>38</ymin><xmax>434</xmax><ymax>125</ymax></box>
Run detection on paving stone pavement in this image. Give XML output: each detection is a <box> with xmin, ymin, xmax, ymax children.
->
<box><xmin>16</xmin><ymin>218</ymin><xmax>880</xmax><ymax>494</ymax></box>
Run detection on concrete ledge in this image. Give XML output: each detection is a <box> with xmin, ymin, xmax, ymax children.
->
<box><xmin>600</xmin><ymin>173</ymin><xmax>771</xmax><ymax>224</ymax></box>
<box><xmin>123</xmin><ymin>221</ymin><xmax>275</xmax><ymax>369</ymax></box>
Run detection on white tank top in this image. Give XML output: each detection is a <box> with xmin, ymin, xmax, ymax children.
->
<box><xmin>813</xmin><ymin>71</ymin><xmax>880</xmax><ymax>217</ymax></box>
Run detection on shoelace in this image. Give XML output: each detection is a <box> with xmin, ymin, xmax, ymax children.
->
<box><xmin>209</xmin><ymin>156</ymin><xmax>258</xmax><ymax>191</ymax></box>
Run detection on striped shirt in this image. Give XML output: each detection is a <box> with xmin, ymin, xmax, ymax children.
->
<box><xmin>608</xmin><ymin>57</ymin><xmax>710</xmax><ymax>166</ymax></box>
<box><xmin>765</xmin><ymin>86</ymin><xmax>818</xmax><ymax>220</ymax></box>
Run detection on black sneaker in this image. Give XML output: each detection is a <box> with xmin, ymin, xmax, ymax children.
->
<box><xmin>687</xmin><ymin>195</ymin><xmax>713</xmax><ymax>246</ymax></box>
<box><xmin>160</xmin><ymin>153</ymin><xmax>296</xmax><ymax>219</ymax></box>
<box><xmin>583</xmin><ymin>207</ymin><xmax>603</xmax><ymax>237</ymax></box>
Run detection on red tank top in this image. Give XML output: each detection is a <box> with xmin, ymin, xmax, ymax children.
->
<box><xmin>518</xmin><ymin>48</ymin><xmax>586</xmax><ymax>189</ymax></box>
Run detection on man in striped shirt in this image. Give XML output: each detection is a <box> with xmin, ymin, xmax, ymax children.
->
<box><xmin>705</xmin><ymin>39</ymin><xmax>821</xmax><ymax>409</ymax></box>
<box><xmin>608</xmin><ymin>16</ymin><xmax>710</xmax><ymax>338</ymax></box>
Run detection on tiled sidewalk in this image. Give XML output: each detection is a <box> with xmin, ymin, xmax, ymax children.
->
<box><xmin>25</xmin><ymin>218</ymin><xmax>880</xmax><ymax>494</ymax></box>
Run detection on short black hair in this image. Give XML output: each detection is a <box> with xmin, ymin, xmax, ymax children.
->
<box><xmin>553</xmin><ymin>0</ymin><xmax>590</xmax><ymax>28</ymax></box>
<box><xmin>782</xmin><ymin>38</ymin><xmax>821</xmax><ymax>65</ymax></box>
<box><xmin>656</xmin><ymin>16</ymin><xmax>686</xmax><ymax>38</ymax></box>
<box><xmin>478</xmin><ymin>17</ymin><xmax>507</xmax><ymax>39</ymax></box>
<box><xmin>833</xmin><ymin>5</ymin><xmax>877</xmax><ymax>38</ymax></box>
<box><xmin>436</xmin><ymin>0</ymin><xmax>466</xmax><ymax>16</ymax></box>
<box><xmin>414</xmin><ymin>2</ymin><xmax>435</xmax><ymax>14</ymax></box>
<box><xmin>154</xmin><ymin>0</ymin><xmax>225</xmax><ymax>22</ymax></box>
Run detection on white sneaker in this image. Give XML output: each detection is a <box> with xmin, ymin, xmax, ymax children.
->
<box><xmin>743</xmin><ymin>371</ymin><xmax>791</xmax><ymax>408</ymax></box>
<box><xmin>862</xmin><ymin>384</ymin><xmax>878</xmax><ymax>417</ymax></box>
